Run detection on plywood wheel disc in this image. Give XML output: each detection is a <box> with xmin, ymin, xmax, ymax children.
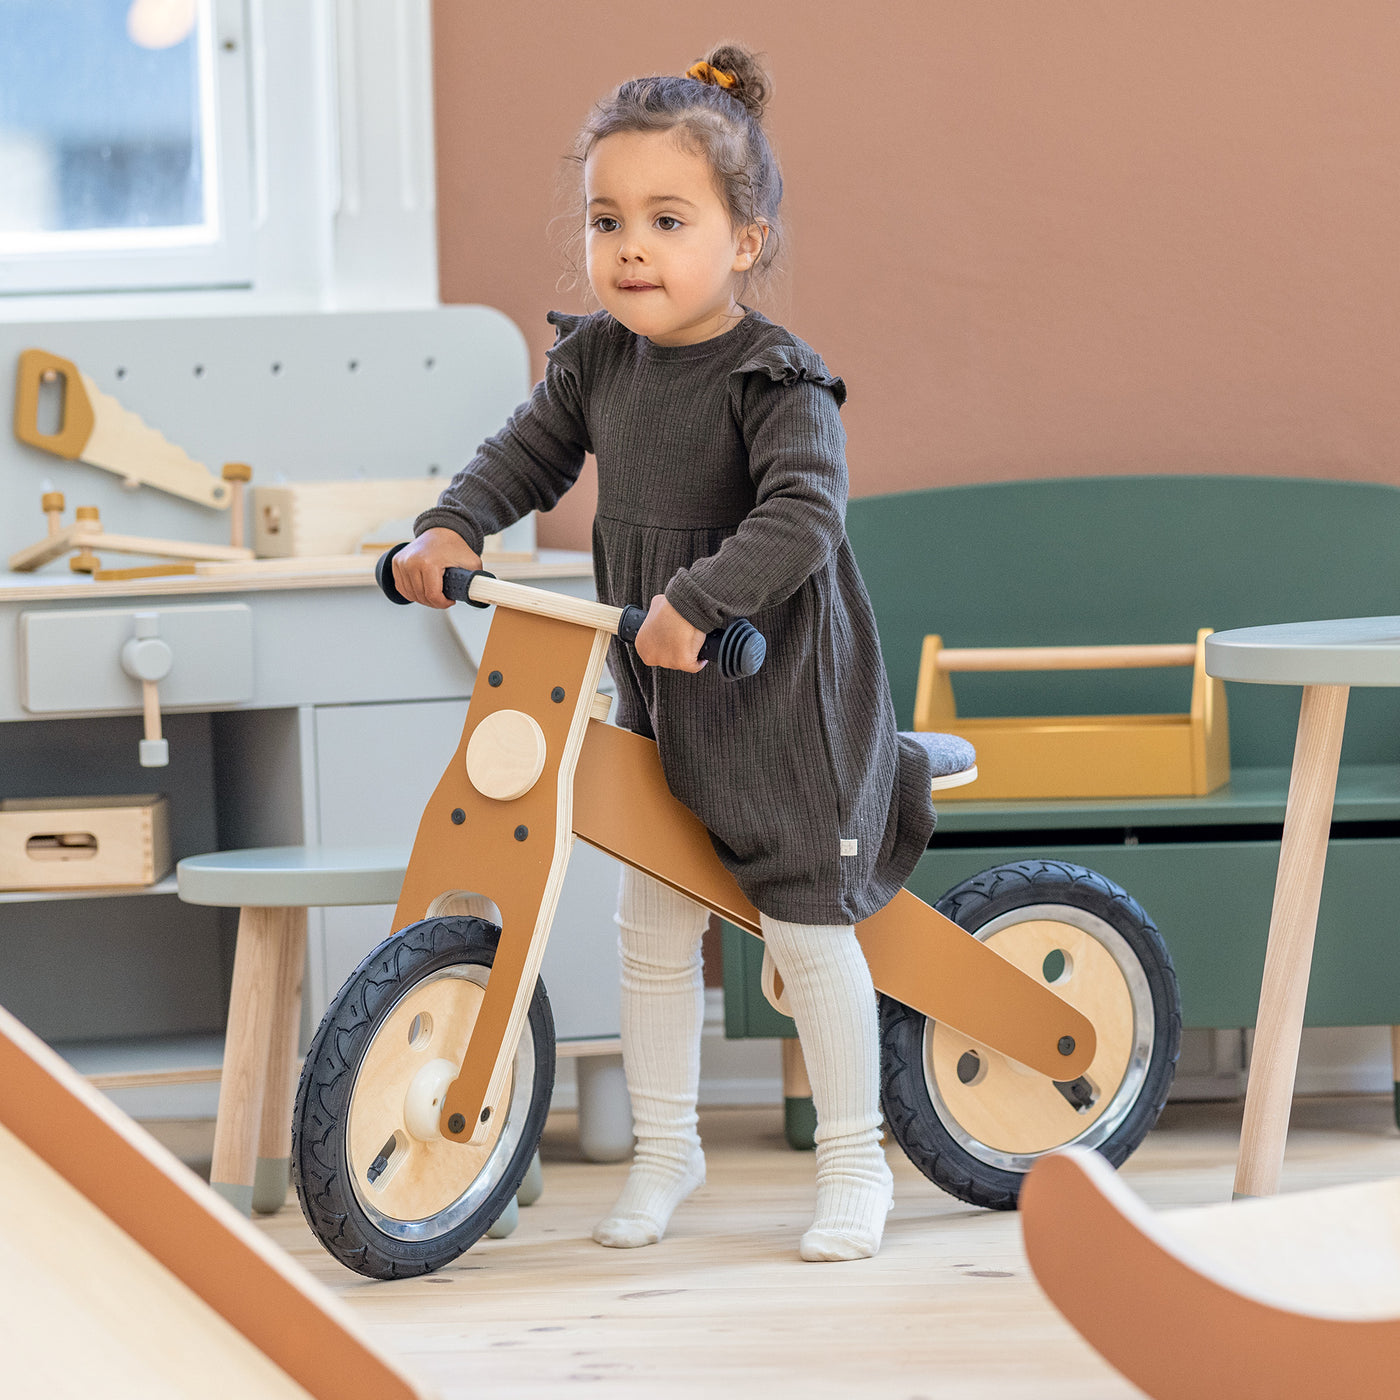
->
<box><xmin>925</xmin><ymin>911</ymin><xmax>1149</xmax><ymax>1162</ymax></box>
<box><xmin>346</xmin><ymin>968</ymin><xmax>513</xmax><ymax>1227</ymax></box>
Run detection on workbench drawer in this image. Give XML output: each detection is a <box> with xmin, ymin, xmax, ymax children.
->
<box><xmin>18</xmin><ymin>604</ymin><xmax>253</xmax><ymax>714</ymax></box>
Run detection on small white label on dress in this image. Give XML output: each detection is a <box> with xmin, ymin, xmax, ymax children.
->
<box><xmin>840</xmin><ymin>838</ymin><xmax>858</xmax><ymax>857</ymax></box>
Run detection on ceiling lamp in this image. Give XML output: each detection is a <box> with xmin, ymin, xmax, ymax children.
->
<box><xmin>126</xmin><ymin>0</ymin><xmax>197</xmax><ymax>50</ymax></box>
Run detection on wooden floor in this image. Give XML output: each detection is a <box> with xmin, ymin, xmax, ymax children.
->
<box><xmin>231</xmin><ymin>1096</ymin><xmax>1400</xmax><ymax>1400</ymax></box>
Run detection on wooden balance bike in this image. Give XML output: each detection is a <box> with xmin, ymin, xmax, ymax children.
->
<box><xmin>291</xmin><ymin>548</ymin><xmax>1182</xmax><ymax>1279</ymax></box>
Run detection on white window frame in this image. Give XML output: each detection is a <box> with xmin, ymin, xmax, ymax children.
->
<box><xmin>0</xmin><ymin>0</ymin><xmax>254</xmax><ymax>297</ymax></box>
<box><xmin>0</xmin><ymin>0</ymin><xmax>437</xmax><ymax>316</ymax></box>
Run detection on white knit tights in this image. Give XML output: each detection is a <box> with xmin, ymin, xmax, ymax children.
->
<box><xmin>592</xmin><ymin>868</ymin><xmax>892</xmax><ymax>1261</ymax></box>
<box><xmin>761</xmin><ymin>912</ymin><xmax>894</xmax><ymax>1262</ymax></box>
<box><xmin>592</xmin><ymin>868</ymin><xmax>709</xmax><ymax>1248</ymax></box>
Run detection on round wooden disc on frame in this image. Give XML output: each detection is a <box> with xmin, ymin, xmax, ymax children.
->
<box><xmin>464</xmin><ymin>709</ymin><xmax>548</xmax><ymax>801</ymax></box>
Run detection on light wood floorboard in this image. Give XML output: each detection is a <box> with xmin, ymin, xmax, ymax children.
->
<box><xmin>229</xmin><ymin>1097</ymin><xmax>1400</xmax><ymax>1400</ymax></box>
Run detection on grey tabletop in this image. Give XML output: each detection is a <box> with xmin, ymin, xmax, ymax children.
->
<box><xmin>177</xmin><ymin>844</ymin><xmax>411</xmax><ymax>908</ymax></box>
<box><xmin>1205</xmin><ymin>617</ymin><xmax>1400</xmax><ymax>687</ymax></box>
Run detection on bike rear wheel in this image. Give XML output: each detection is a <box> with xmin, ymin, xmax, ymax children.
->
<box><xmin>880</xmin><ymin>860</ymin><xmax>1180</xmax><ymax>1210</ymax></box>
<box><xmin>293</xmin><ymin>914</ymin><xmax>554</xmax><ymax>1278</ymax></box>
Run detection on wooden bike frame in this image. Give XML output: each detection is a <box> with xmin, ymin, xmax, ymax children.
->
<box><xmin>390</xmin><ymin>576</ymin><xmax>1095</xmax><ymax>1147</ymax></box>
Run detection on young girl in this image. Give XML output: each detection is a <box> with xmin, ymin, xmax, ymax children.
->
<box><xmin>393</xmin><ymin>45</ymin><xmax>950</xmax><ymax>1263</ymax></box>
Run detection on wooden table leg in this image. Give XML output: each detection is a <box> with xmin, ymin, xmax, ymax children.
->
<box><xmin>210</xmin><ymin>906</ymin><xmax>301</xmax><ymax>1214</ymax></box>
<box><xmin>252</xmin><ymin>908</ymin><xmax>307</xmax><ymax>1215</ymax></box>
<box><xmin>1233</xmin><ymin>684</ymin><xmax>1349</xmax><ymax>1199</ymax></box>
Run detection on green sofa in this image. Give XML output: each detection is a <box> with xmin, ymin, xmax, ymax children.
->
<box><xmin>724</xmin><ymin>476</ymin><xmax>1400</xmax><ymax>1135</ymax></box>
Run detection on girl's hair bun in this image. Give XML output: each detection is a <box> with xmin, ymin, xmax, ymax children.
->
<box><xmin>688</xmin><ymin>43</ymin><xmax>771</xmax><ymax>121</ymax></box>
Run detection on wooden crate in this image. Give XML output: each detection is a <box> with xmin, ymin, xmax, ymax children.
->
<box><xmin>253</xmin><ymin>480</ymin><xmax>445</xmax><ymax>557</ymax></box>
<box><xmin>252</xmin><ymin>478</ymin><xmax>524</xmax><ymax>561</ymax></box>
<box><xmin>914</xmin><ymin>629</ymin><xmax>1229</xmax><ymax>801</ymax></box>
<box><xmin>0</xmin><ymin>795</ymin><xmax>171</xmax><ymax>890</ymax></box>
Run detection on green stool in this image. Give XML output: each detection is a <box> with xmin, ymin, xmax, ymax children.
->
<box><xmin>177</xmin><ymin>845</ymin><xmax>411</xmax><ymax>1216</ymax></box>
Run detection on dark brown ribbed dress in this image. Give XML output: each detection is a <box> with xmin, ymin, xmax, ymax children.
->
<box><xmin>415</xmin><ymin>308</ymin><xmax>935</xmax><ymax>925</ymax></box>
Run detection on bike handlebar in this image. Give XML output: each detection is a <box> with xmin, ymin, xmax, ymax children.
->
<box><xmin>375</xmin><ymin>545</ymin><xmax>766</xmax><ymax>681</ymax></box>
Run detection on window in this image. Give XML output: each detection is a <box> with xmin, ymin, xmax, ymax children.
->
<box><xmin>0</xmin><ymin>0</ymin><xmax>250</xmax><ymax>294</ymax></box>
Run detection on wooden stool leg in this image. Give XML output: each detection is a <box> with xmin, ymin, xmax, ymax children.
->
<box><xmin>252</xmin><ymin>908</ymin><xmax>307</xmax><ymax>1215</ymax></box>
<box><xmin>210</xmin><ymin>906</ymin><xmax>300</xmax><ymax>1215</ymax></box>
<box><xmin>1233</xmin><ymin>684</ymin><xmax>1349</xmax><ymax>1199</ymax></box>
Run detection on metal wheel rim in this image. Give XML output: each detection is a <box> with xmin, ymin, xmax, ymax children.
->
<box><xmin>921</xmin><ymin>903</ymin><xmax>1155</xmax><ymax>1172</ymax></box>
<box><xmin>346</xmin><ymin>965</ymin><xmax>536</xmax><ymax>1242</ymax></box>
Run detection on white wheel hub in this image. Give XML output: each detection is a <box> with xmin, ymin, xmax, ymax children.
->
<box><xmin>403</xmin><ymin>1057</ymin><xmax>459</xmax><ymax>1142</ymax></box>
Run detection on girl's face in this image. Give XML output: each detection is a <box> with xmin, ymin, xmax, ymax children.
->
<box><xmin>584</xmin><ymin>129</ymin><xmax>764</xmax><ymax>346</ymax></box>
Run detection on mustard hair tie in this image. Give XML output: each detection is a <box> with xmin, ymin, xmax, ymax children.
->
<box><xmin>685</xmin><ymin>60</ymin><xmax>737</xmax><ymax>90</ymax></box>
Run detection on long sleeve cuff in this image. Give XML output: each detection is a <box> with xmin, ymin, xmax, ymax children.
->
<box><xmin>414</xmin><ymin>507</ymin><xmax>486</xmax><ymax>554</ymax></box>
<box><xmin>664</xmin><ymin>571</ymin><xmax>730</xmax><ymax>634</ymax></box>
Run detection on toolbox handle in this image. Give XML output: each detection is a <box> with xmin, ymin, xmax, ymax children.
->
<box><xmin>936</xmin><ymin>643</ymin><xmax>1199</xmax><ymax>673</ymax></box>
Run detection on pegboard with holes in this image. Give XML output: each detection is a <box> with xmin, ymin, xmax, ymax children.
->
<box><xmin>0</xmin><ymin>306</ymin><xmax>535</xmax><ymax>568</ymax></box>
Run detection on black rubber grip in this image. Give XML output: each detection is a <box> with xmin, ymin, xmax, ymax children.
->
<box><xmin>442</xmin><ymin>567</ymin><xmax>495</xmax><ymax>608</ymax></box>
<box><xmin>698</xmin><ymin>618</ymin><xmax>766</xmax><ymax>679</ymax></box>
<box><xmin>617</xmin><ymin>603</ymin><xmax>766</xmax><ymax>680</ymax></box>
<box><xmin>376</xmin><ymin>544</ymin><xmax>494</xmax><ymax>608</ymax></box>
<box><xmin>375</xmin><ymin>543</ymin><xmax>413</xmax><ymax>604</ymax></box>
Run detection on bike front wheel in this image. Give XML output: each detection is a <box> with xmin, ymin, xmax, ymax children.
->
<box><xmin>880</xmin><ymin>860</ymin><xmax>1180</xmax><ymax>1210</ymax></box>
<box><xmin>292</xmin><ymin>914</ymin><xmax>555</xmax><ymax>1278</ymax></box>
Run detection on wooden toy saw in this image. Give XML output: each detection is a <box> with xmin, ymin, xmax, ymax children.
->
<box><xmin>13</xmin><ymin>348</ymin><xmax>232</xmax><ymax>509</ymax></box>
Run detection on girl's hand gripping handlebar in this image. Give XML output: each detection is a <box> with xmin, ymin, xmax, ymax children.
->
<box><xmin>375</xmin><ymin>543</ymin><xmax>766</xmax><ymax>681</ymax></box>
<box><xmin>614</xmin><ymin>603</ymin><xmax>765</xmax><ymax>681</ymax></box>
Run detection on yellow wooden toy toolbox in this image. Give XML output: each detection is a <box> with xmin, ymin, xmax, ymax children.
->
<box><xmin>914</xmin><ymin>629</ymin><xmax>1228</xmax><ymax>801</ymax></box>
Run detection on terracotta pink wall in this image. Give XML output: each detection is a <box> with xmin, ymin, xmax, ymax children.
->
<box><xmin>433</xmin><ymin>2</ymin><xmax>1400</xmax><ymax>550</ymax></box>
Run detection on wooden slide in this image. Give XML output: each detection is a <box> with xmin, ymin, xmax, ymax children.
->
<box><xmin>1021</xmin><ymin>1146</ymin><xmax>1400</xmax><ymax>1399</ymax></box>
<box><xmin>0</xmin><ymin>1004</ymin><xmax>431</xmax><ymax>1400</ymax></box>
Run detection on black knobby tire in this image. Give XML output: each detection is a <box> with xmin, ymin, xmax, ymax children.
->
<box><xmin>292</xmin><ymin>915</ymin><xmax>555</xmax><ymax>1278</ymax></box>
<box><xmin>880</xmin><ymin>860</ymin><xmax>1180</xmax><ymax>1210</ymax></box>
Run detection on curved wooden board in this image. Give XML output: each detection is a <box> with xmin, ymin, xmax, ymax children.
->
<box><xmin>0</xmin><ymin>1120</ymin><xmax>312</xmax><ymax>1399</ymax></box>
<box><xmin>0</xmin><ymin>1004</ymin><xmax>430</xmax><ymax>1400</ymax></box>
<box><xmin>1021</xmin><ymin>1147</ymin><xmax>1400</xmax><ymax>1400</ymax></box>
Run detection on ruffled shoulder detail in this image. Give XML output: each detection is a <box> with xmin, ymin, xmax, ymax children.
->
<box><xmin>731</xmin><ymin>338</ymin><xmax>847</xmax><ymax>408</ymax></box>
<box><xmin>544</xmin><ymin>309</ymin><xmax>587</xmax><ymax>369</ymax></box>
<box><xmin>546</xmin><ymin>308</ymin><xmax>587</xmax><ymax>339</ymax></box>
<box><xmin>544</xmin><ymin>308</ymin><xmax>617</xmax><ymax>375</ymax></box>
